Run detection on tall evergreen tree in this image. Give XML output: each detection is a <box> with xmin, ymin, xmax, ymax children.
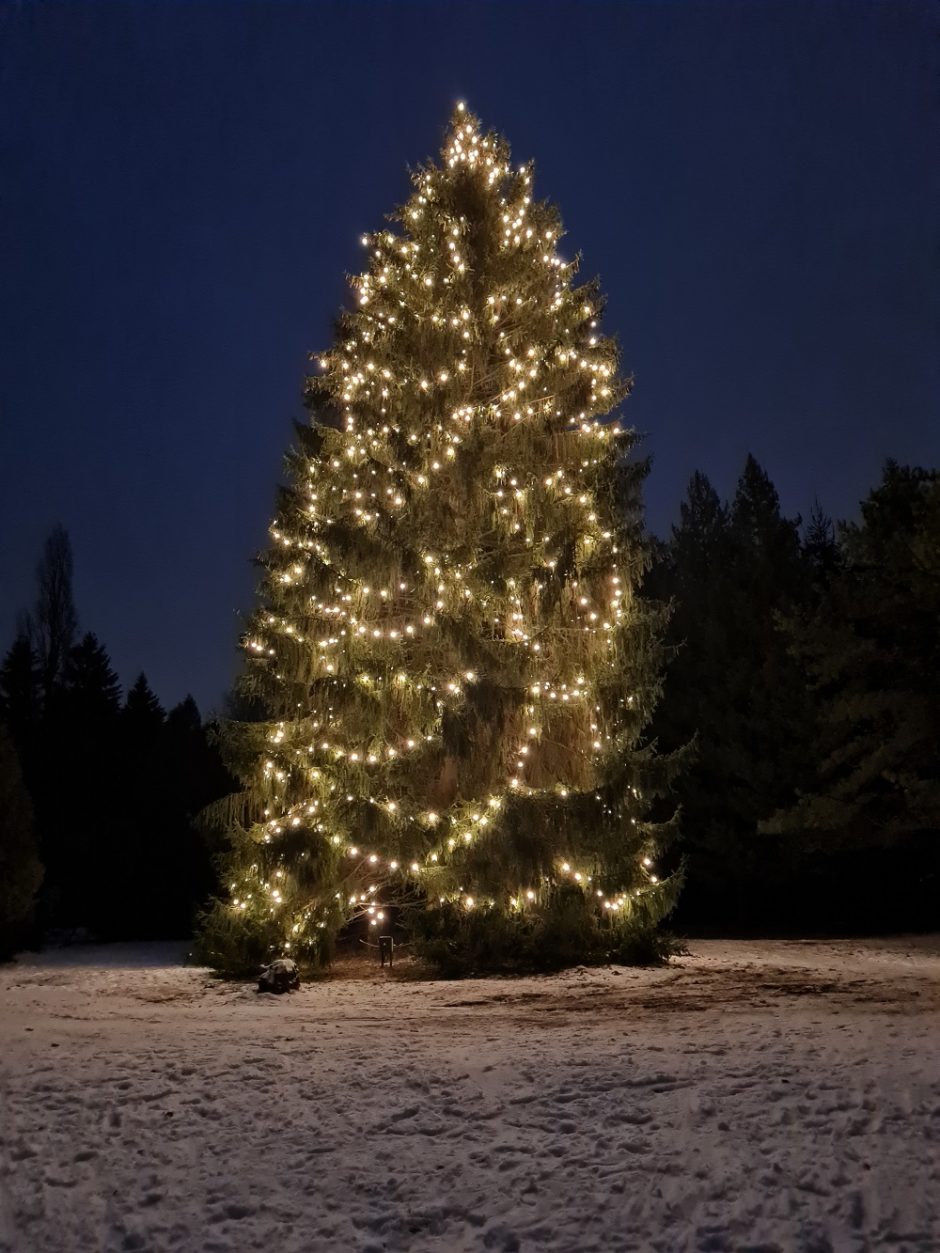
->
<box><xmin>726</xmin><ymin>456</ymin><xmax>809</xmax><ymax>828</ymax></box>
<box><xmin>731</xmin><ymin>456</ymin><xmax>801</xmax><ymax>569</ymax></box>
<box><xmin>40</xmin><ymin>633</ymin><xmax>122</xmax><ymax>931</ymax></box>
<box><xmin>60</xmin><ymin>632</ymin><xmax>122</xmax><ymax>721</ymax></box>
<box><xmin>648</xmin><ymin>457</ymin><xmax>810</xmax><ymax>927</ymax></box>
<box><xmin>165</xmin><ymin>698</ymin><xmax>234</xmax><ymax>922</ymax></box>
<box><xmin>167</xmin><ymin>696</ymin><xmax>232</xmax><ymax>820</ymax></box>
<box><xmin>123</xmin><ymin>673</ymin><xmax>165</xmax><ymax>740</ymax></box>
<box><xmin>198</xmin><ymin>105</ymin><xmax>679</xmax><ymax>974</ymax></box>
<box><xmin>105</xmin><ymin>674</ymin><xmax>168</xmax><ymax>937</ymax></box>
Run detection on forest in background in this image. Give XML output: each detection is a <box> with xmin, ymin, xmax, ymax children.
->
<box><xmin>648</xmin><ymin>456</ymin><xmax>938</xmax><ymax>936</ymax></box>
<box><xmin>0</xmin><ymin>526</ymin><xmax>232</xmax><ymax>957</ymax></box>
<box><xmin>1</xmin><ymin>455</ymin><xmax>937</xmax><ymax>958</ymax></box>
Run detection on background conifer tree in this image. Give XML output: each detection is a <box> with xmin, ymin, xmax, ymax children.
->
<box><xmin>198</xmin><ymin>105</ymin><xmax>679</xmax><ymax>974</ymax></box>
<box><xmin>646</xmin><ymin>457</ymin><xmax>812</xmax><ymax>929</ymax></box>
<box><xmin>46</xmin><ymin>633</ymin><xmax>123</xmax><ymax>931</ymax></box>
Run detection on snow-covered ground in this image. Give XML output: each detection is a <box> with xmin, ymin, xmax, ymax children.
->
<box><xmin>1</xmin><ymin>938</ymin><xmax>938</xmax><ymax>1253</ymax></box>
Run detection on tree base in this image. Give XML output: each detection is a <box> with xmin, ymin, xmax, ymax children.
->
<box><xmin>407</xmin><ymin>897</ymin><xmax>678</xmax><ymax>978</ymax></box>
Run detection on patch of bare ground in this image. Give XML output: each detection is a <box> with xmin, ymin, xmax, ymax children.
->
<box><xmin>323</xmin><ymin>936</ymin><xmax>939</xmax><ymax>1022</ymax></box>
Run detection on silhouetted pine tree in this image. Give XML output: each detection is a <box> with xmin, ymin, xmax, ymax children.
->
<box><xmin>108</xmin><ymin>682</ymin><xmax>231</xmax><ymax>939</ymax></box>
<box><xmin>648</xmin><ymin>457</ymin><xmax>812</xmax><ymax>929</ymax></box>
<box><xmin>124</xmin><ymin>673</ymin><xmax>165</xmax><ymax>732</ymax></box>
<box><xmin>802</xmin><ymin>501</ymin><xmax>841</xmax><ymax>590</ymax></box>
<box><xmin>165</xmin><ymin>698</ymin><xmax>234</xmax><ymax>915</ymax></box>
<box><xmin>105</xmin><ymin>674</ymin><xmax>166</xmax><ymax>938</ymax></box>
<box><xmin>39</xmin><ymin>633</ymin><xmax>122</xmax><ymax>933</ymax></box>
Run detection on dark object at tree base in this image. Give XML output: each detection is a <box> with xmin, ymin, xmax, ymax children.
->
<box><xmin>257</xmin><ymin>957</ymin><xmax>300</xmax><ymax>994</ymax></box>
<box><xmin>378</xmin><ymin>935</ymin><xmax>394</xmax><ymax>967</ymax></box>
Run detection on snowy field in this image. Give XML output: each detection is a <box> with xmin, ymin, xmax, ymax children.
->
<box><xmin>0</xmin><ymin>939</ymin><xmax>938</xmax><ymax>1253</ymax></box>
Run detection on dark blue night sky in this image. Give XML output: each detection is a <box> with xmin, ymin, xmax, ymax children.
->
<box><xmin>2</xmin><ymin>1</ymin><xmax>937</xmax><ymax>712</ymax></box>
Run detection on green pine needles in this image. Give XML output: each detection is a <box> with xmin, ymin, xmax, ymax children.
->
<box><xmin>196</xmin><ymin>105</ymin><xmax>681</xmax><ymax>977</ymax></box>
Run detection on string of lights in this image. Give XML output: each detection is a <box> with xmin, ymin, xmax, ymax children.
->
<box><xmin>202</xmin><ymin>104</ymin><xmax>678</xmax><ymax>972</ymax></box>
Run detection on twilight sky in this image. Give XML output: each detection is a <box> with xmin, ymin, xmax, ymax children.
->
<box><xmin>1</xmin><ymin>1</ymin><xmax>937</xmax><ymax>712</ymax></box>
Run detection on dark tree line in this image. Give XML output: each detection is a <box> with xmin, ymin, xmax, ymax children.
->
<box><xmin>0</xmin><ymin>527</ymin><xmax>231</xmax><ymax>956</ymax></box>
<box><xmin>2</xmin><ymin>459</ymin><xmax>937</xmax><ymax>958</ymax></box>
<box><xmin>648</xmin><ymin>457</ymin><xmax>939</xmax><ymax>935</ymax></box>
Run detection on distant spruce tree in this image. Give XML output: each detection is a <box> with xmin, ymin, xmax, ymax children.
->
<box><xmin>40</xmin><ymin>633</ymin><xmax>123</xmax><ymax>932</ymax></box>
<box><xmin>648</xmin><ymin>457</ymin><xmax>812</xmax><ymax>928</ymax></box>
<box><xmin>802</xmin><ymin>501</ymin><xmax>841</xmax><ymax>589</ymax></box>
<box><xmin>60</xmin><ymin>633</ymin><xmax>123</xmax><ymax>720</ymax></box>
<box><xmin>164</xmin><ymin>697</ymin><xmax>235</xmax><ymax>924</ymax></box>
<box><xmin>124</xmin><ymin>672</ymin><xmax>165</xmax><ymax>733</ymax></box>
<box><xmin>108</xmin><ymin>674</ymin><xmax>168</xmax><ymax>938</ymax></box>
<box><xmin>110</xmin><ymin>680</ymin><xmax>230</xmax><ymax>940</ymax></box>
<box><xmin>166</xmin><ymin>696</ymin><xmax>236</xmax><ymax>831</ymax></box>
<box><xmin>197</xmin><ymin>104</ymin><xmax>680</xmax><ymax>976</ymax></box>
<box><xmin>726</xmin><ymin>457</ymin><xmax>812</xmax><ymax>833</ymax></box>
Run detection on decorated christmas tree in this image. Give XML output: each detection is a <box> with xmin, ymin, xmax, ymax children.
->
<box><xmin>198</xmin><ymin>105</ymin><xmax>680</xmax><ymax>975</ymax></box>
